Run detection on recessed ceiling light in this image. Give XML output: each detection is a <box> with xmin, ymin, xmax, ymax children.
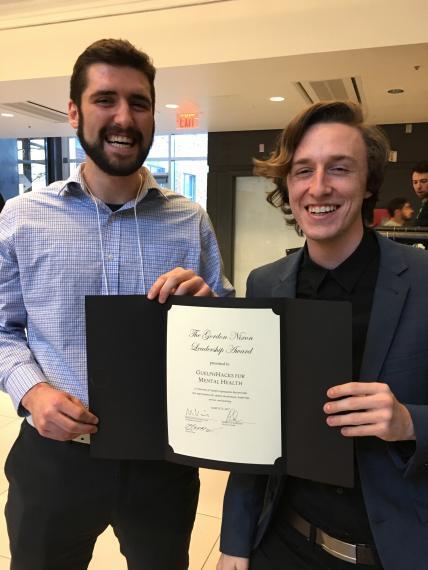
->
<box><xmin>387</xmin><ymin>88</ymin><xmax>404</xmax><ymax>94</ymax></box>
<box><xmin>1</xmin><ymin>112</ymin><xmax>14</xmax><ymax>117</ymax></box>
<box><xmin>165</xmin><ymin>103</ymin><xmax>179</xmax><ymax>109</ymax></box>
<box><xmin>269</xmin><ymin>96</ymin><xmax>285</xmax><ymax>102</ymax></box>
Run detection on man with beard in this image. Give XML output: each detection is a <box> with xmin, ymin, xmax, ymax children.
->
<box><xmin>0</xmin><ymin>39</ymin><xmax>232</xmax><ymax>570</ymax></box>
<box><xmin>383</xmin><ymin>197</ymin><xmax>414</xmax><ymax>227</ymax></box>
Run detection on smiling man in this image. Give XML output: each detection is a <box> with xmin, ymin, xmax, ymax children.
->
<box><xmin>0</xmin><ymin>39</ymin><xmax>232</xmax><ymax>570</ymax></box>
<box><xmin>217</xmin><ymin>101</ymin><xmax>428</xmax><ymax>570</ymax></box>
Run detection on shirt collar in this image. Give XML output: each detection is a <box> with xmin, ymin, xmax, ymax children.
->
<box><xmin>300</xmin><ymin>228</ymin><xmax>378</xmax><ymax>294</ymax></box>
<box><xmin>58</xmin><ymin>163</ymin><xmax>169</xmax><ymax>203</ymax></box>
<box><xmin>299</xmin><ymin>247</ymin><xmax>328</xmax><ymax>291</ymax></box>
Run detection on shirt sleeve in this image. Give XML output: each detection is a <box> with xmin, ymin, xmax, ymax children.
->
<box><xmin>388</xmin><ymin>403</ymin><xmax>428</xmax><ymax>477</ymax></box>
<box><xmin>220</xmin><ymin>472</ymin><xmax>268</xmax><ymax>557</ymax></box>
<box><xmin>199</xmin><ymin>210</ymin><xmax>235</xmax><ymax>297</ymax></box>
<box><xmin>0</xmin><ymin>203</ymin><xmax>46</xmax><ymax>411</ymax></box>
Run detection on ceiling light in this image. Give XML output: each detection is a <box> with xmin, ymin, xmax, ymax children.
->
<box><xmin>387</xmin><ymin>88</ymin><xmax>404</xmax><ymax>94</ymax></box>
<box><xmin>1</xmin><ymin>112</ymin><xmax>14</xmax><ymax>117</ymax></box>
<box><xmin>269</xmin><ymin>96</ymin><xmax>285</xmax><ymax>102</ymax></box>
<box><xmin>165</xmin><ymin>103</ymin><xmax>179</xmax><ymax>109</ymax></box>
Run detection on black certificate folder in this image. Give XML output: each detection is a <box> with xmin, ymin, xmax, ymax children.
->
<box><xmin>86</xmin><ymin>296</ymin><xmax>353</xmax><ymax>487</ymax></box>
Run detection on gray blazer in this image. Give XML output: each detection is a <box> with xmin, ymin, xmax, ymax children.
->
<box><xmin>220</xmin><ymin>234</ymin><xmax>428</xmax><ymax>570</ymax></box>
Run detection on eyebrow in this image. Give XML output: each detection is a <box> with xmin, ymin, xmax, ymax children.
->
<box><xmin>291</xmin><ymin>154</ymin><xmax>357</xmax><ymax>166</ymax></box>
<box><xmin>89</xmin><ymin>90</ymin><xmax>152</xmax><ymax>104</ymax></box>
<box><xmin>89</xmin><ymin>90</ymin><xmax>116</xmax><ymax>99</ymax></box>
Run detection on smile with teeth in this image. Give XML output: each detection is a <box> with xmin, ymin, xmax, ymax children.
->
<box><xmin>106</xmin><ymin>135</ymin><xmax>134</xmax><ymax>147</ymax></box>
<box><xmin>307</xmin><ymin>204</ymin><xmax>338</xmax><ymax>215</ymax></box>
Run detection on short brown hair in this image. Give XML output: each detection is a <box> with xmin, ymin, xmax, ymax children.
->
<box><xmin>387</xmin><ymin>197</ymin><xmax>408</xmax><ymax>217</ymax></box>
<box><xmin>255</xmin><ymin>101</ymin><xmax>390</xmax><ymax>226</ymax></box>
<box><xmin>412</xmin><ymin>160</ymin><xmax>428</xmax><ymax>175</ymax></box>
<box><xmin>70</xmin><ymin>38</ymin><xmax>156</xmax><ymax>110</ymax></box>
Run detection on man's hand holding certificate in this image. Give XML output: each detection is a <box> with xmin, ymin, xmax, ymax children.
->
<box><xmin>86</xmin><ymin>295</ymin><xmax>354</xmax><ymax>486</ymax></box>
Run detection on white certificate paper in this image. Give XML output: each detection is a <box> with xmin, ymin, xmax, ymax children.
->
<box><xmin>167</xmin><ymin>305</ymin><xmax>282</xmax><ymax>465</ymax></box>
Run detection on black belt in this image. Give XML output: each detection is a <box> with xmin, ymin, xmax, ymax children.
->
<box><xmin>286</xmin><ymin>508</ymin><xmax>377</xmax><ymax>566</ymax></box>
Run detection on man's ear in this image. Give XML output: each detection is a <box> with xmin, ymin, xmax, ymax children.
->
<box><xmin>68</xmin><ymin>100</ymin><xmax>79</xmax><ymax>130</ymax></box>
<box><xmin>364</xmin><ymin>190</ymin><xmax>373</xmax><ymax>199</ymax></box>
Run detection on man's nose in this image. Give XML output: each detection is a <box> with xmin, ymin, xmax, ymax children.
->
<box><xmin>113</xmin><ymin>101</ymin><xmax>133</xmax><ymax>127</ymax></box>
<box><xmin>309</xmin><ymin>169</ymin><xmax>330</xmax><ymax>196</ymax></box>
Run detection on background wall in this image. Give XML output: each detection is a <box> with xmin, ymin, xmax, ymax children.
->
<box><xmin>207</xmin><ymin>129</ymin><xmax>280</xmax><ymax>278</ymax></box>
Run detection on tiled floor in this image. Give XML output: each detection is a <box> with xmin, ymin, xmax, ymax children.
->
<box><xmin>0</xmin><ymin>392</ymin><xmax>226</xmax><ymax>569</ymax></box>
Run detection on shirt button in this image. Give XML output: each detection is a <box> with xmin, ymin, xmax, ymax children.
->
<box><xmin>107</xmin><ymin>254</ymin><xmax>114</xmax><ymax>261</ymax></box>
<box><xmin>336</xmin><ymin>487</ymin><xmax>344</xmax><ymax>495</ymax></box>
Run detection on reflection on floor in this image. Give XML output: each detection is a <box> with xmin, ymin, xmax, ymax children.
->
<box><xmin>0</xmin><ymin>392</ymin><xmax>226</xmax><ymax>569</ymax></box>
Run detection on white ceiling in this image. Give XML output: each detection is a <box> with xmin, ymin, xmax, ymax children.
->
<box><xmin>1</xmin><ymin>0</ymin><xmax>428</xmax><ymax>138</ymax></box>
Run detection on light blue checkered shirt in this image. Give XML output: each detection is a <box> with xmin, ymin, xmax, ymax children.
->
<box><xmin>0</xmin><ymin>165</ymin><xmax>233</xmax><ymax>411</ymax></box>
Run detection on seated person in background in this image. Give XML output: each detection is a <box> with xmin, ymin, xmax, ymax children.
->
<box><xmin>382</xmin><ymin>197</ymin><xmax>414</xmax><ymax>226</ymax></box>
<box><xmin>412</xmin><ymin>161</ymin><xmax>428</xmax><ymax>225</ymax></box>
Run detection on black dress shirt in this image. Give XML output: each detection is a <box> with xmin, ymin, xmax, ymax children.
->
<box><xmin>276</xmin><ymin>228</ymin><xmax>380</xmax><ymax>544</ymax></box>
<box><xmin>416</xmin><ymin>199</ymin><xmax>428</xmax><ymax>226</ymax></box>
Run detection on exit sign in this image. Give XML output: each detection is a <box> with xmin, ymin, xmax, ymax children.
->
<box><xmin>176</xmin><ymin>112</ymin><xmax>199</xmax><ymax>129</ymax></box>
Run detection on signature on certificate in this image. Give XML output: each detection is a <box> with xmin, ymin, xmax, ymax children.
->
<box><xmin>185</xmin><ymin>422</ymin><xmax>213</xmax><ymax>433</ymax></box>
<box><xmin>223</xmin><ymin>408</ymin><xmax>244</xmax><ymax>426</ymax></box>
<box><xmin>185</xmin><ymin>408</ymin><xmax>210</xmax><ymax>421</ymax></box>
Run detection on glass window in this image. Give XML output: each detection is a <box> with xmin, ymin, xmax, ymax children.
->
<box><xmin>183</xmin><ymin>173</ymin><xmax>196</xmax><ymax>201</ymax></box>
<box><xmin>148</xmin><ymin>135</ymin><xmax>169</xmax><ymax>158</ymax></box>
<box><xmin>17</xmin><ymin>138</ymin><xmax>48</xmax><ymax>194</ymax></box>
<box><xmin>146</xmin><ymin>159</ymin><xmax>169</xmax><ymax>188</ymax></box>
<box><xmin>62</xmin><ymin>137</ymin><xmax>86</xmax><ymax>177</ymax></box>
<box><xmin>69</xmin><ymin>137</ymin><xmax>85</xmax><ymax>161</ymax></box>
<box><xmin>147</xmin><ymin>133</ymin><xmax>208</xmax><ymax>208</ymax></box>
<box><xmin>145</xmin><ymin>159</ymin><xmax>169</xmax><ymax>175</ymax></box>
<box><xmin>171</xmin><ymin>160</ymin><xmax>207</xmax><ymax>207</ymax></box>
<box><xmin>172</xmin><ymin>134</ymin><xmax>207</xmax><ymax>158</ymax></box>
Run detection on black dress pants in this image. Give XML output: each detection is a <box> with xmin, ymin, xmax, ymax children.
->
<box><xmin>5</xmin><ymin>421</ymin><xmax>199</xmax><ymax>570</ymax></box>
<box><xmin>250</xmin><ymin>519</ymin><xmax>383</xmax><ymax>570</ymax></box>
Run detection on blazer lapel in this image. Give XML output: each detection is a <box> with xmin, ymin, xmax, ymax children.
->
<box><xmin>360</xmin><ymin>236</ymin><xmax>410</xmax><ymax>379</ymax></box>
<box><xmin>271</xmin><ymin>249</ymin><xmax>303</xmax><ymax>298</ymax></box>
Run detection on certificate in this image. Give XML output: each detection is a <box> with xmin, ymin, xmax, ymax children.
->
<box><xmin>86</xmin><ymin>295</ymin><xmax>354</xmax><ymax>487</ymax></box>
<box><xmin>167</xmin><ymin>305</ymin><xmax>281</xmax><ymax>465</ymax></box>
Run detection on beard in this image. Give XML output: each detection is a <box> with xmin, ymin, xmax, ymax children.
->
<box><xmin>77</xmin><ymin>110</ymin><xmax>154</xmax><ymax>177</ymax></box>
